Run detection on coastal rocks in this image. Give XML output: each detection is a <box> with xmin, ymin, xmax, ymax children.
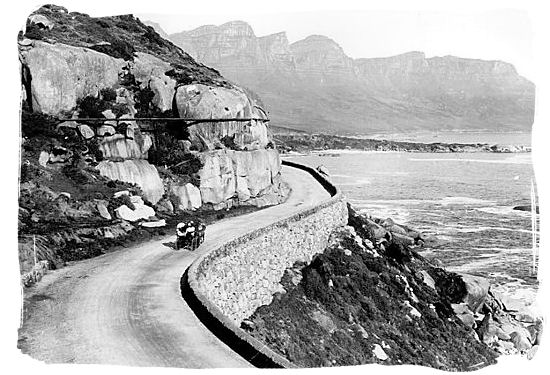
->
<box><xmin>490</xmin><ymin>144</ymin><xmax>531</xmax><ymax>153</ymax></box>
<box><xmin>97</xmin><ymin>160</ymin><xmax>164</xmax><ymax>204</ymax></box>
<box><xmin>510</xmin><ymin>331</ymin><xmax>532</xmax><ymax>352</ymax></box>
<box><xmin>243</xmin><ymin>205</ymin><xmax>498</xmax><ymax>370</ymax></box>
<box><xmin>19</xmin><ymin>41</ymin><xmax>125</xmax><ymax>115</ymax></box>
<box><xmin>461</xmin><ymin>274</ymin><xmax>491</xmax><ymax>313</ymax></box>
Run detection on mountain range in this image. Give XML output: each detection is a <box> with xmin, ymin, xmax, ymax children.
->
<box><xmin>145</xmin><ymin>20</ymin><xmax>535</xmax><ymax>135</ymax></box>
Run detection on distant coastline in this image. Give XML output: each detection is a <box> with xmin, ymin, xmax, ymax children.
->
<box><xmin>275</xmin><ymin>132</ymin><xmax>531</xmax><ymax>154</ymax></box>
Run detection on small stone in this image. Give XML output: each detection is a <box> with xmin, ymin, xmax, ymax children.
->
<box><xmin>373</xmin><ymin>344</ymin><xmax>388</xmax><ymax>361</ymax></box>
<box><xmin>404</xmin><ymin>301</ymin><xmax>421</xmax><ymax>318</ymax></box>
<box><xmin>102</xmin><ymin>109</ymin><xmax>116</xmax><ymax>119</ymax></box>
<box><xmin>140</xmin><ymin>219</ymin><xmax>166</xmax><ymax>228</ymax></box>
<box><xmin>58</xmin><ymin>192</ymin><xmax>71</xmax><ymax>200</ymax></box>
<box><xmin>420</xmin><ymin>270</ymin><xmax>436</xmax><ymax>290</ymax></box>
<box><xmin>344</xmin><ymin>249</ymin><xmax>352</xmax><ymax>256</ymax></box>
<box><xmin>77</xmin><ymin>124</ymin><xmax>95</xmax><ymax>140</ymax></box>
<box><xmin>96</xmin><ymin>201</ymin><xmax>111</xmax><ymax>220</ymax></box>
<box><xmin>129</xmin><ymin>195</ymin><xmax>144</xmax><ymax>206</ymax></box>
<box><xmin>113</xmin><ymin>190</ymin><xmax>130</xmax><ymax>198</ymax></box>
<box><xmin>97</xmin><ymin>125</ymin><xmax>116</xmax><ymax>137</ymax></box>
<box><xmin>38</xmin><ymin>151</ymin><xmax>49</xmax><ymax>167</ymax></box>
<box><xmin>103</xmin><ymin>228</ymin><xmax>115</xmax><ymax>239</ymax></box>
<box><xmin>18</xmin><ymin>38</ymin><xmax>33</xmax><ymax>47</ymax></box>
<box><xmin>156</xmin><ymin>198</ymin><xmax>174</xmax><ymax>214</ymax></box>
<box><xmin>56</xmin><ymin>120</ymin><xmax>78</xmax><ymax>130</ymax></box>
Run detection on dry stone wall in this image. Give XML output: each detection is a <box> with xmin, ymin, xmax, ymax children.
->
<box><xmin>190</xmin><ymin>162</ymin><xmax>348</xmax><ymax>323</ymax></box>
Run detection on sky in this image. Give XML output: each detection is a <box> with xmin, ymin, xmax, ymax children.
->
<box><xmin>139</xmin><ymin>9</ymin><xmax>535</xmax><ymax>80</ymax></box>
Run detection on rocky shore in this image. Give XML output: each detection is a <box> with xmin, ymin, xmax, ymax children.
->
<box><xmin>242</xmin><ymin>204</ymin><xmax>542</xmax><ymax>369</ymax></box>
<box><xmin>274</xmin><ymin>132</ymin><xmax>531</xmax><ymax>154</ymax></box>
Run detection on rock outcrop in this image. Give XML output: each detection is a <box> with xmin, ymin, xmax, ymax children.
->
<box><xmin>175</xmin><ymin>83</ymin><xmax>270</xmax><ymax>151</ymax></box>
<box><xmin>19</xmin><ymin>40</ymin><xmax>125</xmax><ymax>115</ymax></box>
<box><xmin>20</xmin><ymin>6</ymin><xmax>287</xmax><ymax>212</ymax></box>
<box><xmin>197</xmin><ymin>149</ymin><xmax>286</xmax><ymax>209</ymax></box>
<box><xmin>168</xmin><ymin>21</ymin><xmax>535</xmax><ymax>135</ymax></box>
<box><xmin>97</xmin><ymin>160</ymin><xmax>164</xmax><ymax>204</ymax></box>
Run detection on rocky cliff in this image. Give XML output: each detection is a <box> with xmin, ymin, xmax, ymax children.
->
<box><xmin>168</xmin><ymin>21</ymin><xmax>535</xmax><ymax>135</ymax></box>
<box><xmin>19</xmin><ymin>5</ymin><xmax>287</xmax><ymax>212</ymax></box>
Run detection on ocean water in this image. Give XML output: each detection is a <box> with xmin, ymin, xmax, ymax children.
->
<box><xmin>286</xmin><ymin>151</ymin><xmax>539</xmax><ymax>303</ymax></box>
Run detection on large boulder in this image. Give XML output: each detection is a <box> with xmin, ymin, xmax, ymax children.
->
<box><xmin>169</xmin><ymin>183</ymin><xmax>202</xmax><ymax>211</ymax></box>
<box><xmin>175</xmin><ymin>84</ymin><xmax>270</xmax><ymax>151</ymax></box>
<box><xmin>115</xmin><ymin>203</ymin><xmax>155</xmax><ymax>222</ymax></box>
<box><xmin>19</xmin><ymin>41</ymin><xmax>125</xmax><ymax>115</ymax></box>
<box><xmin>131</xmin><ymin>53</ymin><xmax>176</xmax><ymax>112</ymax></box>
<box><xmin>96</xmin><ymin>160</ymin><xmax>164</xmax><ymax>204</ymax></box>
<box><xmin>461</xmin><ymin>274</ymin><xmax>491</xmax><ymax>313</ymax></box>
<box><xmin>195</xmin><ymin>148</ymin><xmax>284</xmax><ymax>208</ymax></box>
<box><xmin>198</xmin><ymin>151</ymin><xmax>236</xmax><ymax>204</ymax></box>
<box><xmin>98</xmin><ymin>129</ymin><xmax>153</xmax><ymax>160</ymax></box>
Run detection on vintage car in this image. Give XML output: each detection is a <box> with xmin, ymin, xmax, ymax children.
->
<box><xmin>175</xmin><ymin>220</ymin><xmax>206</xmax><ymax>251</ymax></box>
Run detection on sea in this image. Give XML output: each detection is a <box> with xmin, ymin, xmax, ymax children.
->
<box><xmin>286</xmin><ymin>137</ymin><xmax>539</xmax><ymax>307</ymax></box>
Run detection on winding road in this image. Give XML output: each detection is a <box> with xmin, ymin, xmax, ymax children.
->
<box><xmin>18</xmin><ymin>165</ymin><xmax>330</xmax><ymax>367</ymax></box>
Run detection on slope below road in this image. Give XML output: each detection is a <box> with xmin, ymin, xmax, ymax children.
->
<box><xmin>18</xmin><ymin>165</ymin><xmax>330</xmax><ymax>368</ymax></box>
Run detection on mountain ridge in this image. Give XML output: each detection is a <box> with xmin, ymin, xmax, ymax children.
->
<box><xmin>148</xmin><ymin>20</ymin><xmax>535</xmax><ymax>135</ymax></box>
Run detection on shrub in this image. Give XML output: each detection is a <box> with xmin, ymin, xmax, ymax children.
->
<box><xmin>148</xmin><ymin>133</ymin><xmax>202</xmax><ymax>178</ymax></box>
<box><xmin>77</xmin><ymin>95</ymin><xmax>106</xmax><ymax>118</ymax></box>
<box><xmin>100</xmin><ymin>87</ymin><xmax>117</xmax><ymax>102</ymax></box>
<box><xmin>62</xmin><ymin>164</ymin><xmax>90</xmax><ymax>185</ymax></box>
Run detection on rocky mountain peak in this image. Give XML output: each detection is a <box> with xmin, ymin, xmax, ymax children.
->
<box><xmin>163</xmin><ymin>19</ymin><xmax>534</xmax><ymax>134</ymax></box>
<box><xmin>218</xmin><ymin>20</ymin><xmax>256</xmax><ymax>37</ymax></box>
<box><xmin>290</xmin><ymin>34</ymin><xmax>353</xmax><ymax>73</ymax></box>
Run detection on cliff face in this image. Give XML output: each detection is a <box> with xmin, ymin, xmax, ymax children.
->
<box><xmin>19</xmin><ymin>5</ymin><xmax>286</xmax><ymax>211</ymax></box>
<box><xmin>168</xmin><ymin>21</ymin><xmax>535</xmax><ymax>135</ymax></box>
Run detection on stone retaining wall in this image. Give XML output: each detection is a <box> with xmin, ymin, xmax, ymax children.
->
<box><xmin>185</xmin><ymin>161</ymin><xmax>347</xmax><ymax>366</ymax></box>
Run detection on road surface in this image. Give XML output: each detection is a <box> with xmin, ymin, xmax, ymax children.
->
<box><xmin>18</xmin><ymin>165</ymin><xmax>330</xmax><ymax>367</ymax></box>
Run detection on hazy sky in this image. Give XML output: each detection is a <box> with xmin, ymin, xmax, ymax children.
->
<box><xmin>138</xmin><ymin>9</ymin><xmax>534</xmax><ymax>80</ymax></box>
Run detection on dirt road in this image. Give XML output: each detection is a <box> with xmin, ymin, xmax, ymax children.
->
<box><xmin>18</xmin><ymin>165</ymin><xmax>330</xmax><ymax>367</ymax></box>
